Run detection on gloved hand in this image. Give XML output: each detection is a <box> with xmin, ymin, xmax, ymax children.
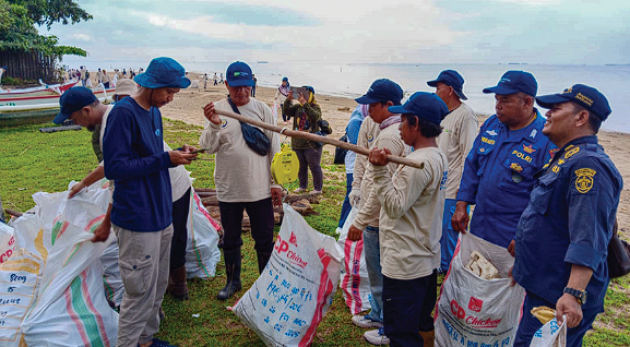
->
<box><xmin>349</xmin><ymin>189</ymin><xmax>361</xmax><ymax>207</ymax></box>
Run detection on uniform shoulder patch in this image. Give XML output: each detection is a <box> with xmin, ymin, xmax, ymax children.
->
<box><xmin>574</xmin><ymin>168</ymin><xmax>596</xmax><ymax>193</ymax></box>
<box><xmin>564</xmin><ymin>146</ymin><xmax>580</xmax><ymax>159</ymax></box>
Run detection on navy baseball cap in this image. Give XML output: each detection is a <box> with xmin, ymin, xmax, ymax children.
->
<box><xmin>226</xmin><ymin>61</ymin><xmax>254</xmax><ymax>87</ymax></box>
<box><xmin>303</xmin><ymin>85</ymin><xmax>315</xmax><ymax>95</ymax></box>
<box><xmin>427</xmin><ymin>70</ymin><xmax>468</xmax><ymax>100</ymax></box>
<box><xmin>282</xmin><ymin>76</ymin><xmax>288</xmax><ymax>82</ymax></box>
<box><xmin>134</xmin><ymin>57</ymin><xmax>191</xmax><ymax>89</ymax></box>
<box><xmin>54</xmin><ymin>87</ymin><xmax>97</xmax><ymax>124</ymax></box>
<box><xmin>536</xmin><ymin>84</ymin><xmax>612</xmax><ymax>121</ymax></box>
<box><xmin>355</xmin><ymin>79</ymin><xmax>404</xmax><ymax>105</ymax></box>
<box><xmin>388</xmin><ymin>92</ymin><xmax>449</xmax><ymax>125</ymax></box>
<box><xmin>483</xmin><ymin>71</ymin><xmax>537</xmax><ymax>97</ymax></box>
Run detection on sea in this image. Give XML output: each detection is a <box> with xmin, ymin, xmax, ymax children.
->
<box><xmin>62</xmin><ymin>59</ymin><xmax>630</xmax><ymax>133</ymax></box>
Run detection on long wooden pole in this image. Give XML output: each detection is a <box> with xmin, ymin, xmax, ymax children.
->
<box><xmin>213</xmin><ymin>108</ymin><xmax>424</xmax><ymax>170</ymax></box>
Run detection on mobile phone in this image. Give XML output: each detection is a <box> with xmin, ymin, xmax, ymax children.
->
<box><xmin>290</xmin><ymin>86</ymin><xmax>303</xmax><ymax>99</ymax></box>
<box><xmin>190</xmin><ymin>147</ymin><xmax>211</xmax><ymax>154</ymax></box>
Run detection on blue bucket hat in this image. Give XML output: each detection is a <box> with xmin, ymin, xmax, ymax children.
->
<box><xmin>134</xmin><ymin>57</ymin><xmax>191</xmax><ymax>89</ymax></box>
<box><xmin>282</xmin><ymin>76</ymin><xmax>288</xmax><ymax>82</ymax></box>
<box><xmin>388</xmin><ymin>92</ymin><xmax>449</xmax><ymax>125</ymax></box>
<box><xmin>54</xmin><ymin>87</ymin><xmax>97</xmax><ymax>124</ymax></box>
<box><xmin>226</xmin><ymin>61</ymin><xmax>254</xmax><ymax>87</ymax></box>
<box><xmin>355</xmin><ymin>79</ymin><xmax>404</xmax><ymax>105</ymax></box>
<box><xmin>483</xmin><ymin>71</ymin><xmax>537</xmax><ymax>97</ymax></box>
<box><xmin>427</xmin><ymin>70</ymin><xmax>468</xmax><ymax>100</ymax></box>
<box><xmin>536</xmin><ymin>84</ymin><xmax>612</xmax><ymax>121</ymax></box>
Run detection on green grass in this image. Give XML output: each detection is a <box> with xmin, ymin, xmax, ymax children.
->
<box><xmin>1</xmin><ymin>119</ymin><xmax>629</xmax><ymax>346</ymax></box>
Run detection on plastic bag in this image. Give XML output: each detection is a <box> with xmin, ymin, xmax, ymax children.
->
<box><xmin>0</xmin><ymin>222</ymin><xmax>15</xmax><ymax>264</ymax></box>
<box><xmin>435</xmin><ymin>232</ymin><xmax>525</xmax><ymax>347</ymax></box>
<box><xmin>185</xmin><ymin>191</ymin><xmax>221</xmax><ymax>279</ymax></box>
<box><xmin>232</xmin><ymin>204</ymin><xmax>342</xmax><ymax>347</ymax></box>
<box><xmin>336</xmin><ymin>207</ymin><xmax>371</xmax><ymax>315</ymax></box>
<box><xmin>530</xmin><ymin>317</ymin><xmax>567</xmax><ymax>347</ymax></box>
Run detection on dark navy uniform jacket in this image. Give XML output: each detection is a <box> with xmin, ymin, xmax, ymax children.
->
<box><xmin>457</xmin><ymin>111</ymin><xmax>556</xmax><ymax>248</ymax></box>
<box><xmin>513</xmin><ymin>135</ymin><xmax>623</xmax><ymax>310</ymax></box>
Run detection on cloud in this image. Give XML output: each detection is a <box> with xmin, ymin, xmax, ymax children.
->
<box><xmin>70</xmin><ymin>33</ymin><xmax>92</xmax><ymax>42</ymax></box>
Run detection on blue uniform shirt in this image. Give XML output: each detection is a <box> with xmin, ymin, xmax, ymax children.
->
<box><xmin>513</xmin><ymin>135</ymin><xmax>622</xmax><ymax>309</ymax></box>
<box><xmin>457</xmin><ymin>110</ymin><xmax>555</xmax><ymax>248</ymax></box>
<box><xmin>103</xmin><ymin>97</ymin><xmax>175</xmax><ymax>232</ymax></box>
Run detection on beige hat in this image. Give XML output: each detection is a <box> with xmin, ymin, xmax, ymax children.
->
<box><xmin>113</xmin><ymin>79</ymin><xmax>138</xmax><ymax>98</ymax></box>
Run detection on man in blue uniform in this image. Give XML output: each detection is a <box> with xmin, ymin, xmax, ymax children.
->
<box><xmin>452</xmin><ymin>71</ymin><xmax>555</xmax><ymax>248</ymax></box>
<box><xmin>512</xmin><ymin>85</ymin><xmax>622</xmax><ymax>347</ymax></box>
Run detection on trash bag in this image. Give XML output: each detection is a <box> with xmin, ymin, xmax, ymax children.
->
<box><xmin>435</xmin><ymin>232</ymin><xmax>525</xmax><ymax>347</ymax></box>
<box><xmin>530</xmin><ymin>317</ymin><xmax>567</xmax><ymax>347</ymax></box>
<box><xmin>232</xmin><ymin>204</ymin><xmax>342</xmax><ymax>347</ymax></box>
<box><xmin>185</xmin><ymin>191</ymin><xmax>221</xmax><ymax>279</ymax></box>
<box><xmin>336</xmin><ymin>207</ymin><xmax>371</xmax><ymax>315</ymax></box>
<box><xmin>0</xmin><ymin>222</ymin><xmax>15</xmax><ymax>264</ymax></box>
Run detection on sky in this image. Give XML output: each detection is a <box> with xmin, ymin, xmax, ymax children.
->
<box><xmin>40</xmin><ymin>0</ymin><xmax>630</xmax><ymax>65</ymax></box>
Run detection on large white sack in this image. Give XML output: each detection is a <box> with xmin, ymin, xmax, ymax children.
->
<box><xmin>435</xmin><ymin>232</ymin><xmax>525</xmax><ymax>347</ymax></box>
<box><xmin>0</xmin><ymin>222</ymin><xmax>15</xmax><ymax>264</ymax></box>
<box><xmin>336</xmin><ymin>207</ymin><xmax>371</xmax><ymax>315</ymax></box>
<box><xmin>530</xmin><ymin>317</ymin><xmax>567</xmax><ymax>347</ymax></box>
<box><xmin>232</xmin><ymin>204</ymin><xmax>342</xmax><ymax>347</ymax></box>
<box><xmin>185</xmin><ymin>191</ymin><xmax>221</xmax><ymax>279</ymax></box>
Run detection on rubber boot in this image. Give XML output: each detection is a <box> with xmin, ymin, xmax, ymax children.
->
<box><xmin>419</xmin><ymin>330</ymin><xmax>435</xmax><ymax>347</ymax></box>
<box><xmin>167</xmin><ymin>265</ymin><xmax>189</xmax><ymax>301</ymax></box>
<box><xmin>257</xmin><ymin>251</ymin><xmax>272</xmax><ymax>274</ymax></box>
<box><xmin>217</xmin><ymin>248</ymin><xmax>242</xmax><ymax>300</ymax></box>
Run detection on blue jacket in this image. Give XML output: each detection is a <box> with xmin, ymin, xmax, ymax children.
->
<box><xmin>513</xmin><ymin>136</ymin><xmax>622</xmax><ymax>309</ymax></box>
<box><xmin>456</xmin><ymin>111</ymin><xmax>555</xmax><ymax>248</ymax></box>
<box><xmin>103</xmin><ymin>97</ymin><xmax>175</xmax><ymax>232</ymax></box>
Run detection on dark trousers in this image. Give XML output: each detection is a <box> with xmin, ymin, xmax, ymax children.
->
<box><xmin>219</xmin><ymin>198</ymin><xmax>275</xmax><ymax>253</ymax></box>
<box><xmin>214</xmin><ymin>80</ymin><xmax>218</xmax><ymax>85</ymax></box>
<box><xmin>514</xmin><ymin>291</ymin><xmax>601</xmax><ymax>347</ymax></box>
<box><xmin>294</xmin><ymin>147</ymin><xmax>323</xmax><ymax>191</ymax></box>
<box><xmin>383</xmin><ymin>270</ymin><xmax>438</xmax><ymax>347</ymax></box>
<box><xmin>251</xmin><ymin>86</ymin><xmax>256</xmax><ymax>97</ymax></box>
<box><xmin>282</xmin><ymin>110</ymin><xmax>288</xmax><ymax>122</ymax></box>
<box><xmin>103</xmin><ymin>82</ymin><xmax>110</xmax><ymax>89</ymax></box>
<box><xmin>338</xmin><ymin>173</ymin><xmax>354</xmax><ymax>228</ymax></box>
<box><xmin>170</xmin><ymin>188</ymin><xmax>191</xmax><ymax>269</ymax></box>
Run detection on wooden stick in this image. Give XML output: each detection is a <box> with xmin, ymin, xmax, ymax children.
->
<box><xmin>213</xmin><ymin>108</ymin><xmax>425</xmax><ymax>170</ymax></box>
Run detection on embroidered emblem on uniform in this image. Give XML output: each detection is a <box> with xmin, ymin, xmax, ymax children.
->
<box><xmin>221</xmin><ymin>119</ymin><xmax>228</xmax><ymax>128</ymax></box>
<box><xmin>482</xmin><ymin>137</ymin><xmax>496</xmax><ymax>145</ymax></box>
<box><xmin>549</xmin><ymin>148</ymin><xmax>560</xmax><ymax>158</ymax></box>
<box><xmin>512</xmin><ymin>171</ymin><xmax>523</xmax><ymax>183</ymax></box>
<box><xmin>480</xmin><ymin>147</ymin><xmax>486</xmax><ymax>153</ymax></box>
<box><xmin>510</xmin><ymin>162</ymin><xmax>523</xmax><ymax>173</ymax></box>
<box><xmin>564</xmin><ymin>147</ymin><xmax>580</xmax><ymax>159</ymax></box>
<box><xmin>558</xmin><ymin>159</ymin><xmax>565</xmax><ymax>165</ymax></box>
<box><xmin>368</xmin><ymin>133</ymin><xmax>374</xmax><ymax>142</ymax></box>
<box><xmin>529</xmin><ymin>129</ymin><xmax>537</xmax><ymax>138</ymax></box>
<box><xmin>552</xmin><ymin>166</ymin><xmax>560</xmax><ymax>174</ymax></box>
<box><xmin>522</xmin><ymin>144</ymin><xmax>536</xmax><ymax>154</ymax></box>
<box><xmin>486</xmin><ymin>130</ymin><xmax>498</xmax><ymax>136</ymax></box>
<box><xmin>575</xmin><ymin>168</ymin><xmax>596</xmax><ymax>193</ymax></box>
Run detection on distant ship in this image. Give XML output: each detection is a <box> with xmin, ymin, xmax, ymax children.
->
<box><xmin>257</xmin><ymin>61</ymin><xmax>269</xmax><ymax>64</ymax></box>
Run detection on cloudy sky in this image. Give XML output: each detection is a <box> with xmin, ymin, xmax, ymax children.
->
<box><xmin>41</xmin><ymin>0</ymin><xmax>629</xmax><ymax>65</ymax></box>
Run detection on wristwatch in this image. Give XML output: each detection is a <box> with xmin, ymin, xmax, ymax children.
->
<box><xmin>563</xmin><ymin>287</ymin><xmax>587</xmax><ymax>305</ymax></box>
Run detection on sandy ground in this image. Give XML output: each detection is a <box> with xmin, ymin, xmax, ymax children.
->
<box><xmin>162</xmin><ymin>77</ymin><xmax>630</xmax><ymax>240</ymax></box>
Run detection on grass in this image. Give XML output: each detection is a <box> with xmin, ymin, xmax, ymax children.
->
<box><xmin>1</xmin><ymin>119</ymin><xmax>629</xmax><ymax>346</ymax></box>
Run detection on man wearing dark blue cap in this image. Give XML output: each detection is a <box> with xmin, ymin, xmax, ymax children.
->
<box><xmin>511</xmin><ymin>85</ymin><xmax>622</xmax><ymax>347</ymax></box>
<box><xmin>201</xmin><ymin>61</ymin><xmax>281</xmax><ymax>301</ymax></box>
<box><xmin>102</xmin><ymin>57</ymin><xmax>197</xmax><ymax>347</ymax></box>
<box><xmin>427</xmin><ymin>70</ymin><xmax>478</xmax><ymax>273</ymax></box>
<box><xmin>347</xmin><ymin>79</ymin><xmax>406</xmax><ymax>345</ymax></box>
<box><xmin>367</xmin><ymin>92</ymin><xmax>448</xmax><ymax>347</ymax></box>
<box><xmin>452</xmin><ymin>71</ymin><xmax>555</xmax><ymax>249</ymax></box>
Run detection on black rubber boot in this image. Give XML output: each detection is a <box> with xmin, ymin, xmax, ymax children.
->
<box><xmin>217</xmin><ymin>248</ymin><xmax>242</xmax><ymax>300</ymax></box>
<box><xmin>167</xmin><ymin>265</ymin><xmax>189</xmax><ymax>301</ymax></box>
<box><xmin>257</xmin><ymin>251</ymin><xmax>272</xmax><ymax>274</ymax></box>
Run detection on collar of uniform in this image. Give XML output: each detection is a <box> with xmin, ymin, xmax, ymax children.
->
<box><xmin>501</xmin><ymin>108</ymin><xmax>543</xmax><ymax>143</ymax></box>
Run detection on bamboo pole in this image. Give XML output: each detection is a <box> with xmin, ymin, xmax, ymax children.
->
<box><xmin>213</xmin><ymin>108</ymin><xmax>425</xmax><ymax>170</ymax></box>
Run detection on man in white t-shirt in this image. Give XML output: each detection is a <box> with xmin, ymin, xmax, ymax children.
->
<box><xmin>427</xmin><ymin>70</ymin><xmax>478</xmax><ymax>273</ymax></box>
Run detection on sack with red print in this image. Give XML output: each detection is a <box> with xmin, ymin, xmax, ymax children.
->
<box><xmin>232</xmin><ymin>204</ymin><xmax>342</xmax><ymax>347</ymax></box>
<box><xmin>0</xmin><ymin>222</ymin><xmax>15</xmax><ymax>264</ymax></box>
<box><xmin>435</xmin><ymin>232</ymin><xmax>525</xmax><ymax>347</ymax></box>
<box><xmin>336</xmin><ymin>207</ymin><xmax>371</xmax><ymax>315</ymax></box>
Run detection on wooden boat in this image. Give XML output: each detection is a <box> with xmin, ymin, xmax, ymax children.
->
<box><xmin>0</xmin><ymin>80</ymin><xmax>79</xmax><ymax>98</ymax></box>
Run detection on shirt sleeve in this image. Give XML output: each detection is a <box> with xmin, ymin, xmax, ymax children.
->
<box><xmin>263</xmin><ymin>103</ymin><xmax>281</xmax><ymax>187</ymax></box>
<box><xmin>103</xmin><ymin>107</ymin><xmax>173</xmax><ymax>180</ymax></box>
<box><xmin>373</xmin><ymin>159</ymin><xmax>430</xmax><ymax>220</ymax></box>
<box><xmin>352</xmin><ymin>120</ymin><xmax>370</xmax><ymax>192</ymax></box>
<box><xmin>346</xmin><ymin>118</ymin><xmax>362</xmax><ymax>145</ymax></box>
<box><xmin>458</xmin><ymin>111</ymin><xmax>478</xmax><ymax>169</ymax></box>
<box><xmin>91</xmin><ymin>125</ymin><xmax>104</xmax><ymax>163</ymax></box>
<box><xmin>199</xmin><ymin>116</ymin><xmax>224</xmax><ymax>154</ymax></box>
<box><xmin>456</xmin><ymin>121</ymin><xmax>487</xmax><ymax>205</ymax></box>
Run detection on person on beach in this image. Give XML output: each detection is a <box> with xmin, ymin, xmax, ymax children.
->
<box><xmin>102</xmin><ymin>57</ymin><xmax>195</xmax><ymax>347</ymax></box>
<box><xmin>511</xmin><ymin>85</ymin><xmax>622</xmax><ymax>347</ymax></box>
<box><xmin>452</xmin><ymin>71</ymin><xmax>555</xmax><ymax>249</ymax></box>
<box><xmin>213</xmin><ymin>73</ymin><xmax>218</xmax><ymax>85</ymax></box>
<box><xmin>348</xmin><ymin>108</ymin><xmax>381</xmax><ymax>208</ymax></box>
<box><xmin>251</xmin><ymin>74</ymin><xmax>257</xmax><ymax>97</ymax></box>
<box><xmin>427</xmin><ymin>70</ymin><xmax>478</xmax><ymax>273</ymax></box>
<box><xmin>219</xmin><ymin>72</ymin><xmax>224</xmax><ymax>84</ymax></box>
<box><xmin>346</xmin><ymin>79</ymin><xmax>406</xmax><ymax>346</ymax></box>
<box><xmin>283</xmin><ymin>85</ymin><xmax>325</xmax><ymax>194</ymax></box>
<box><xmin>97</xmin><ymin>68</ymin><xmax>103</xmax><ymax>84</ymax></box>
<box><xmin>370</xmin><ymin>92</ymin><xmax>448</xmax><ymax>347</ymax></box>
<box><xmin>80</xmin><ymin>66</ymin><xmax>87</xmax><ymax>86</ymax></box>
<box><xmin>275</xmin><ymin>77</ymin><xmax>291</xmax><ymax>124</ymax></box>
<box><xmin>102</xmin><ymin>69</ymin><xmax>111</xmax><ymax>89</ymax></box>
<box><xmin>200</xmin><ymin>61</ymin><xmax>281</xmax><ymax>301</ymax></box>
<box><xmin>203</xmin><ymin>73</ymin><xmax>208</xmax><ymax>89</ymax></box>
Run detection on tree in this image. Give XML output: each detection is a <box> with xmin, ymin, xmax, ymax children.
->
<box><xmin>8</xmin><ymin>0</ymin><xmax>92</xmax><ymax>30</ymax></box>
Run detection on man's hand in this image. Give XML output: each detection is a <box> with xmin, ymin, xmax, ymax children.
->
<box><xmin>203</xmin><ymin>102</ymin><xmax>220</xmax><ymax>125</ymax></box>
<box><xmin>69</xmin><ymin>181</ymin><xmax>86</xmax><ymax>199</ymax></box>
<box><xmin>92</xmin><ymin>221</ymin><xmax>111</xmax><ymax>242</ymax></box>
<box><xmin>271</xmin><ymin>187</ymin><xmax>283</xmax><ymax>207</ymax></box>
<box><xmin>508</xmin><ymin>265</ymin><xmax>516</xmax><ymax>287</ymax></box>
<box><xmin>508</xmin><ymin>239</ymin><xmax>516</xmax><ymax>257</ymax></box>
<box><xmin>180</xmin><ymin>144</ymin><xmax>198</xmax><ymax>153</ymax></box>
<box><xmin>451</xmin><ymin>201</ymin><xmax>470</xmax><ymax>233</ymax></box>
<box><xmin>169</xmin><ymin>151</ymin><xmax>197</xmax><ymax>166</ymax></box>
<box><xmin>557</xmin><ymin>293</ymin><xmax>583</xmax><ymax>328</ymax></box>
<box><xmin>349</xmin><ymin>189</ymin><xmax>361</xmax><ymax>207</ymax></box>
<box><xmin>298</xmin><ymin>93</ymin><xmax>307</xmax><ymax>105</ymax></box>
<box><xmin>347</xmin><ymin>224</ymin><xmax>363</xmax><ymax>241</ymax></box>
<box><xmin>369</xmin><ymin>147</ymin><xmax>391</xmax><ymax>166</ymax></box>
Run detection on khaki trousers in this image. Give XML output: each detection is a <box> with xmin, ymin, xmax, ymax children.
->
<box><xmin>114</xmin><ymin>224</ymin><xmax>173</xmax><ymax>347</ymax></box>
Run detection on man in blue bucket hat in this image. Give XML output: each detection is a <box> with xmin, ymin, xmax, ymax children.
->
<box><xmin>101</xmin><ymin>57</ymin><xmax>197</xmax><ymax>347</ymax></box>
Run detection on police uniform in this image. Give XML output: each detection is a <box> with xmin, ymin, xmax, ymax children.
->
<box><xmin>457</xmin><ymin>111</ymin><xmax>555</xmax><ymax>248</ymax></box>
<box><xmin>512</xmin><ymin>136</ymin><xmax>622</xmax><ymax>346</ymax></box>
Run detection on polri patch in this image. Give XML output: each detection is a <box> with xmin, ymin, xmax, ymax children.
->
<box><xmin>575</xmin><ymin>168</ymin><xmax>596</xmax><ymax>193</ymax></box>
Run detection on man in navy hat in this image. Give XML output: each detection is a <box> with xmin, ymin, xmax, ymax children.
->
<box><xmin>347</xmin><ymin>79</ymin><xmax>406</xmax><ymax>345</ymax></box>
<box><xmin>511</xmin><ymin>85</ymin><xmax>622</xmax><ymax>347</ymax></box>
<box><xmin>102</xmin><ymin>57</ymin><xmax>197</xmax><ymax>347</ymax></box>
<box><xmin>427</xmin><ymin>70</ymin><xmax>478</xmax><ymax>273</ymax></box>
<box><xmin>201</xmin><ymin>61</ymin><xmax>281</xmax><ymax>301</ymax></box>
<box><xmin>452</xmin><ymin>71</ymin><xmax>555</xmax><ymax>249</ymax></box>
